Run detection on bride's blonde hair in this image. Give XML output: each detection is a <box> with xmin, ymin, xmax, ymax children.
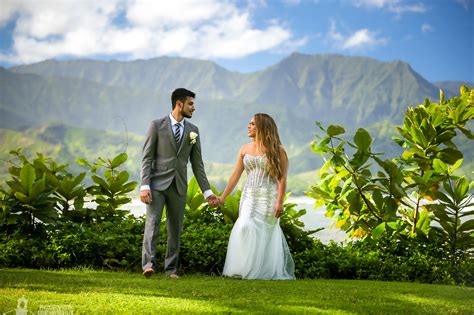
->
<box><xmin>254</xmin><ymin>113</ymin><xmax>287</xmax><ymax>180</ymax></box>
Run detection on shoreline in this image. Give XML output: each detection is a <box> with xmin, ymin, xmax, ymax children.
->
<box><xmin>127</xmin><ymin>196</ymin><xmax>347</xmax><ymax>243</ymax></box>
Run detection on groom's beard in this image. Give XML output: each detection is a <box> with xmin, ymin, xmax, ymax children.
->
<box><xmin>181</xmin><ymin>110</ymin><xmax>192</xmax><ymax>119</ymax></box>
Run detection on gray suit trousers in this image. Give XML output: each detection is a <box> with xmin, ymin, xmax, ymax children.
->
<box><xmin>142</xmin><ymin>180</ymin><xmax>186</xmax><ymax>274</ymax></box>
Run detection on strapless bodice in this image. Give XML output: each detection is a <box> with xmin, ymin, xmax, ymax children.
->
<box><xmin>243</xmin><ymin>154</ymin><xmax>277</xmax><ymax>188</ymax></box>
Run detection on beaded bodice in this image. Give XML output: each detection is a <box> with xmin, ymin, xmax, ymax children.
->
<box><xmin>243</xmin><ymin>154</ymin><xmax>277</xmax><ymax>188</ymax></box>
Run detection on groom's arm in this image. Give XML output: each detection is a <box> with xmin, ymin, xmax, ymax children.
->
<box><xmin>189</xmin><ymin>127</ymin><xmax>212</xmax><ymax>199</ymax></box>
<box><xmin>140</xmin><ymin>121</ymin><xmax>157</xmax><ymax>204</ymax></box>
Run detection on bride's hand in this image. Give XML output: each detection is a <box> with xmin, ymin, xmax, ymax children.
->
<box><xmin>217</xmin><ymin>196</ymin><xmax>225</xmax><ymax>206</ymax></box>
<box><xmin>274</xmin><ymin>205</ymin><xmax>283</xmax><ymax>218</ymax></box>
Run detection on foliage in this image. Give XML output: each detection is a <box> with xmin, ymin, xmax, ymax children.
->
<box><xmin>1</xmin><ymin>149</ymin><xmax>472</xmax><ymax>284</ymax></box>
<box><xmin>78</xmin><ymin>153</ymin><xmax>137</xmax><ymax>222</ymax></box>
<box><xmin>294</xmin><ymin>236</ymin><xmax>473</xmax><ymax>285</ymax></box>
<box><xmin>0</xmin><ymin>149</ymin><xmax>142</xmax><ymax>270</ymax></box>
<box><xmin>307</xmin><ymin>86</ymin><xmax>474</xmax><ymax>252</ymax></box>
<box><xmin>1</xmin><ymin>150</ymin><xmax>60</xmax><ymax>234</ymax></box>
<box><xmin>0</xmin><ymin>217</ymin><xmax>144</xmax><ymax>270</ymax></box>
<box><xmin>0</xmin><ymin>150</ymin><xmax>137</xmax><ymax>233</ymax></box>
<box><xmin>180</xmin><ymin>211</ymin><xmax>233</xmax><ymax>275</ymax></box>
<box><xmin>426</xmin><ymin>168</ymin><xmax>474</xmax><ymax>258</ymax></box>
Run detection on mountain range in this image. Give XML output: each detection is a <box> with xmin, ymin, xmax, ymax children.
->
<box><xmin>1</xmin><ymin>53</ymin><xmax>472</xmax><ymax>193</ymax></box>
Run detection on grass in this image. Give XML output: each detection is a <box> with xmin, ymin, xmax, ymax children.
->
<box><xmin>0</xmin><ymin>268</ymin><xmax>473</xmax><ymax>314</ymax></box>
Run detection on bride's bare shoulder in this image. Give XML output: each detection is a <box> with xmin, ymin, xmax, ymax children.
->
<box><xmin>239</xmin><ymin>143</ymin><xmax>254</xmax><ymax>156</ymax></box>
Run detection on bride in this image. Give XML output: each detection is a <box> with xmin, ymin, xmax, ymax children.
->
<box><xmin>217</xmin><ymin>113</ymin><xmax>295</xmax><ymax>280</ymax></box>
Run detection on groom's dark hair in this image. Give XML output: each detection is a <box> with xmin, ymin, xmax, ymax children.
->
<box><xmin>172</xmin><ymin>88</ymin><xmax>195</xmax><ymax>109</ymax></box>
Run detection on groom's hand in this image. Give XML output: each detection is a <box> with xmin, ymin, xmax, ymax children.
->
<box><xmin>140</xmin><ymin>189</ymin><xmax>152</xmax><ymax>204</ymax></box>
<box><xmin>207</xmin><ymin>194</ymin><xmax>218</xmax><ymax>207</ymax></box>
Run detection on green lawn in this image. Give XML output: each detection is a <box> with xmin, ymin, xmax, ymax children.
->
<box><xmin>0</xmin><ymin>268</ymin><xmax>472</xmax><ymax>314</ymax></box>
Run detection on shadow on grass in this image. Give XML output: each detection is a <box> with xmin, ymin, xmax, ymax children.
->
<box><xmin>1</xmin><ymin>269</ymin><xmax>473</xmax><ymax>314</ymax></box>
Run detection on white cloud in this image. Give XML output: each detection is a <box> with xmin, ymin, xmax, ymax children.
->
<box><xmin>0</xmin><ymin>0</ymin><xmax>304</xmax><ymax>65</ymax></box>
<box><xmin>327</xmin><ymin>19</ymin><xmax>388</xmax><ymax>51</ymax></box>
<box><xmin>352</xmin><ymin>0</ymin><xmax>428</xmax><ymax>14</ymax></box>
<box><xmin>342</xmin><ymin>29</ymin><xmax>387</xmax><ymax>49</ymax></box>
<box><xmin>421</xmin><ymin>23</ymin><xmax>433</xmax><ymax>33</ymax></box>
<box><xmin>0</xmin><ymin>0</ymin><xmax>22</xmax><ymax>27</ymax></box>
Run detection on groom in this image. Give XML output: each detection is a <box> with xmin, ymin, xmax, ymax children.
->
<box><xmin>140</xmin><ymin>88</ymin><xmax>218</xmax><ymax>278</ymax></box>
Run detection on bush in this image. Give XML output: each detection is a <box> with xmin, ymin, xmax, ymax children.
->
<box><xmin>180</xmin><ymin>220</ymin><xmax>232</xmax><ymax>275</ymax></box>
<box><xmin>0</xmin><ymin>216</ymin><xmax>145</xmax><ymax>270</ymax></box>
<box><xmin>293</xmin><ymin>235</ymin><xmax>473</xmax><ymax>285</ymax></box>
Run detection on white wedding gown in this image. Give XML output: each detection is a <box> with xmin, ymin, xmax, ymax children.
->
<box><xmin>223</xmin><ymin>154</ymin><xmax>295</xmax><ymax>280</ymax></box>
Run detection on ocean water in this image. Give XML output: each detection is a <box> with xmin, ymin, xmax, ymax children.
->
<box><xmin>127</xmin><ymin>195</ymin><xmax>346</xmax><ymax>243</ymax></box>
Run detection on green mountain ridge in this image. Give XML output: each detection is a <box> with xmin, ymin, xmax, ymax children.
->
<box><xmin>1</xmin><ymin>53</ymin><xmax>472</xmax><ymax>188</ymax></box>
<box><xmin>9</xmin><ymin>53</ymin><xmax>441</xmax><ymax>129</ymax></box>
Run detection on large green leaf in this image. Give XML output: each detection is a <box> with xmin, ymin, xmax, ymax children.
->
<box><xmin>458</xmin><ymin>219</ymin><xmax>474</xmax><ymax>233</ymax></box>
<box><xmin>6</xmin><ymin>179</ymin><xmax>25</xmax><ymax>194</ymax></box>
<box><xmin>450</xmin><ymin>159</ymin><xmax>463</xmax><ymax>173</ymax></box>
<box><xmin>454</xmin><ymin>177</ymin><xmax>469</xmax><ymax>202</ymax></box>
<box><xmin>187</xmin><ymin>177</ymin><xmax>200</xmax><ymax>204</ymax></box>
<box><xmin>222</xmin><ymin>195</ymin><xmax>239</xmax><ymax>222</ymax></box>
<box><xmin>416</xmin><ymin>209</ymin><xmax>431</xmax><ymax>235</ymax></box>
<box><xmin>121</xmin><ymin>182</ymin><xmax>138</xmax><ymax>194</ymax></box>
<box><xmin>353</xmin><ymin>128</ymin><xmax>372</xmax><ymax>151</ymax></box>
<box><xmin>327</xmin><ymin>125</ymin><xmax>345</xmax><ymax>137</ymax></box>
<box><xmin>92</xmin><ymin>175</ymin><xmax>110</xmax><ymax>191</ymax></box>
<box><xmin>437</xmin><ymin>148</ymin><xmax>463</xmax><ymax>165</ymax></box>
<box><xmin>110</xmin><ymin>153</ymin><xmax>128</xmax><ymax>168</ymax></box>
<box><xmin>20</xmin><ymin>163</ymin><xmax>36</xmax><ymax>194</ymax></box>
<box><xmin>118</xmin><ymin>171</ymin><xmax>129</xmax><ymax>185</ymax></box>
<box><xmin>432</xmin><ymin>158</ymin><xmax>448</xmax><ymax>173</ymax></box>
<box><xmin>372</xmin><ymin>190</ymin><xmax>384</xmax><ymax>210</ymax></box>
<box><xmin>434</xmin><ymin>191</ymin><xmax>453</xmax><ymax>205</ymax></box>
<box><xmin>14</xmin><ymin>192</ymin><xmax>29</xmax><ymax>204</ymax></box>
<box><xmin>349</xmin><ymin>150</ymin><xmax>370</xmax><ymax>169</ymax></box>
<box><xmin>372</xmin><ymin>222</ymin><xmax>386</xmax><ymax>239</ymax></box>
<box><xmin>311</xmin><ymin>137</ymin><xmax>331</xmax><ymax>154</ymax></box>
<box><xmin>30</xmin><ymin>175</ymin><xmax>46</xmax><ymax>200</ymax></box>
<box><xmin>189</xmin><ymin>194</ymin><xmax>205</xmax><ymax>211</ymax></box>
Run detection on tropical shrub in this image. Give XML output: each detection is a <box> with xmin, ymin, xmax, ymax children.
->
<box><xmin>307</xmin><ymin>86</ymin><xmax>474</xmax><ymax>252</ymax></box>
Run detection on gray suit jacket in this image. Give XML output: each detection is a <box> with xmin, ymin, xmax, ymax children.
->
<box><xmin>140</xmin><ymin>115</ymin><xmax>210</xmax><ymax>195</ymax></box>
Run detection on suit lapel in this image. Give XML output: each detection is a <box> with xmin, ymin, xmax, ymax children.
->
<box><xmin>165</xmin><ymin>116</ymin><xmax>178</xmax><ymax>151</ymax></box>
<box><xmin>177</xmin><ymin>121</ymin><xmax>189</xmax><ymax>155</ymax></box>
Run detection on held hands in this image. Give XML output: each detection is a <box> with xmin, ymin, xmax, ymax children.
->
<box><xmin>206</xmin><ymin>194</ymin><xmax>220</xmax><ymax>207</ymax></box>
<box><xmin>207</xmin><ymin>195</ymin><xmax>225</xmax><ymax>208</ymax></box>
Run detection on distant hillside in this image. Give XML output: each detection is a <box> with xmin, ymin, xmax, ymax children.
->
<box><xmin>0</xmin><ymin>123</ymin><xmax>316</xmax><ymax>193</ymax></box>
<box><xmin>0</xmin><ymin>124</ymin><xmax>142</xmax><ymax>181</ymax></box>
<box><xmin>2</xmin><ymin>53</ymin><xmax>469</xmax><ymax>180</ymax></box>
<box><xmin>434</xmin><ymin>81</ymin><xmax>474</xmax><ymax>98</ymax></box>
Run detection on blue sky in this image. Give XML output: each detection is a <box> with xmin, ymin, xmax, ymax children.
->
<box><xmin>0</xmin><ymin>0</ymin><xmax>472</xmax><ymax>82</ymax></box>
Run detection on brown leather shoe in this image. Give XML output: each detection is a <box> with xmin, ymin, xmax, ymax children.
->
<box><xmin>169</xmin><ymin>273</ymin><xmax>180</xmax><ymax>279</ymax></box>
<box><xmin>143</xmin><ymin>268</ymin><xmax>154</xmax><ymax>278</ymax></box>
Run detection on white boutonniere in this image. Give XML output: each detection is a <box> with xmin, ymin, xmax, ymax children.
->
<box><xmin>189</xmin><ymin>132</ymin><xmax>198</xmax><ymax>145</ymax></box>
